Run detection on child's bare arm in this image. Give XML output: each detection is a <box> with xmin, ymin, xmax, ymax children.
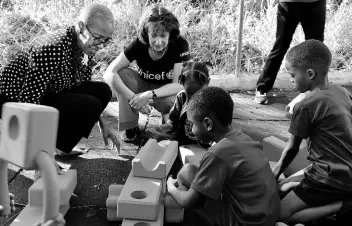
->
<box><xmin>273</xmin><ymin>135</ymin><xmax>303</xmax><ymax>180</ymax></box>
<box><xmin>167</xmin><ymin>176</ymin><xmax>202</xmax><ymax>208</ymax></box>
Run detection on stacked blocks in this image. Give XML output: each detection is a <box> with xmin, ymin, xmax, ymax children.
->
<box><xmin>107</xmin><ymin>139</ymin><xmax>182</xmax><ymax>224</ymax></box>
<box><xmin>0</xmin><ymin>103</ymin><xmax>77</xmax><ymax>225</ymax></box>
<box><xmin>263</xmin><ymin>136</ymin><xmax>309</xmax><ymax>177</ymax></box>
<box><xmin>117</xmin><ymin>172</ymin><xmax>162</xmax><ymax>220</ymax></box>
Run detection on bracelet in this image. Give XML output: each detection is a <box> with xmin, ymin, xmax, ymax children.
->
<box><xmin>152</xmin><ymin>90</ymin><xmax>157</xmax><ymax>99</ymax></box>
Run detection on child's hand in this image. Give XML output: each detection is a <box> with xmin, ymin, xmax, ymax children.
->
<box><xmin>0</xmin><ymin>193</ymin><xmax>15</xmax><ymax>215</ymax></box>
<box><xmin>167</xmin><ymin>176</ymin><xmax>178</xmax><ymax>193</ymax></box>
<box><xmin>34</xmin><ymin>213</ymin><xmax>66</xmax><ymax>226</ymax></box>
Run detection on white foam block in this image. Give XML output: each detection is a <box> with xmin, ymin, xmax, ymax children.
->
<box><xmin>263</xmin><ymin>136</ymin><xmax>309</xmax><ymax>177</ymax></box>
<box><xmin>122</xmin><ymin>204</ymin><xmax>164</xmax><ymax>226</ymax></box>
<box><xmin>132</xmin><ymin>139</ymin><xmax>178</xmax><ymax>179</ymax></box>
<box><xmin>10</xmin><ymin>203</ymin><xmax>70</xmax><ymax>226</ymax></box>
<box><xmin>0</xmin><ymin>103</ymin><xmax>58</xmax><ymax>169</ymax></box>
<box><xmin>179</xmin><ymin>144</ymin><xmax>207</xmax><ymax>165</ymax></box>
<box><xmin>118</xmin><ymin>172</ymin><xmax>162</xmax><ymax>221</ymax></box>
<box><xmin>106</xmin><ymin>184</ymin><xmax>124</xmax><ymax>221</ymax></box>
<box><xmin>29</xmin><ymin>170</ymin><xmax>77</xmax><ymax>206</ymax></box>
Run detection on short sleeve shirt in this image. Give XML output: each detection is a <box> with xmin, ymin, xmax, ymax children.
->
<box><xmin>124</xmin><ymin>36</ymin><xmax>190</xmax><ymax>85</ymax></box>
<box><xmin>289</xmin><ymin>85</ymin><xmax>352</xmax><ymax>190</ymax></box>
<box><xmin>190</xmin><ymin>129</ymin><xmax>280</xmax><ymax>226</ymax></box>
<box><xmin>0</xmin><ymin>26</ymin><xmax>93</xmax><ymax>104</ymax></box>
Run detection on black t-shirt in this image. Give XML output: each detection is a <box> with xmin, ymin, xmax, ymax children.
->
<box><xmin>124</xmin><ymin>36</ymin><xmax>190</xmax><ymax>84</ymax></box>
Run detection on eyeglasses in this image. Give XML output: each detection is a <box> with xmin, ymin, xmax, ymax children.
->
<box><xmin>85</xmin><ymin>26</ymin><xmax>112</xmax><ymax>46</ymax></box>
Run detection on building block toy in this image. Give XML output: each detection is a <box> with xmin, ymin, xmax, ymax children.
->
<box><xmin>29</xmin><ymin>169</ymin><xmax>77</xmax><ymax>206</ymax></box>
<box><xmin>117</xmin><ymin>172</ymin><xmax>162</xmax><ymax>221</ymax></box>
<box><xmin>122</xmin><ymin>203</ymin><xmax>164</xmax><ymax>226</ymax></box>
<box><xmin>12</xmin><ymin>203</ymin><xmax>70</xmax><ymax>226</ymax></box>
<box><xmin>165</xmin><ymin>194</ymin><xmax>184</xmax><ymax>223</ymax></box>
<box><xmin>0</xmin><ymin>103</ymin><xmax>59</xmax><ymax>169</ymax></box>
<box><xmin>263</xmin><ymin>136</ymin><xmax>309</xmax><ymax>177</ymax></box>
<box><xmin>179</xmin><ymin>144</ymin><xmax>207</xmax><ymax>165</ymax></box>
<box><xmin>132</xmin><ymin>139</ymin><xmax>178</xmax><ymax>179</ymax></box>
<box><xmin>0</xmin><ymin>103</ymin><xmax>69</xmax><ymax>225</ymax></box>
<box><xmin>106</xmin><ymin>184</ymin><xmax>124</xmax><ymax>221</ymax></box>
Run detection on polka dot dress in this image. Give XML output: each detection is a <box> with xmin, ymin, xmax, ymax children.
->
<box><xmin>0</xmin><ymin>26</ymin><xmax>93</xmax><ymax>104</ymax></box>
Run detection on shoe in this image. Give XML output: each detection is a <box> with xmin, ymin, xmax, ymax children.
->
<box><xmin>254</xmin><ymin>91</ymin><xmax>268</xmax><ymax>104</ymax></box>
<box><xmin>121</xmin><ymin>127</ymin><xmax>138</xmax><ymax>142</ymax></box>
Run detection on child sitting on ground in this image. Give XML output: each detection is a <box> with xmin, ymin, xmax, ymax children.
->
<box><xmin>272</xmin><ymin>39</ymin><xmax>352</xmax><ymax>225</ymax></box>
<box><xmin>149</xmin><ymin>61</ymin><xmax>210</xmax><ymax>146</ymax></box>
<box><xmin>167</xmin><ymin>86</ymin><xmax>280</xmax><ymax>226</ymax></box>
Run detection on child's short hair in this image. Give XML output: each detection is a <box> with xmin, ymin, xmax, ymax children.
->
<box><xmin>286</xmin><ymin>39</ymin><xmax>332</xmax><ymax>75</ymax></box>
<box><xmin>138</xmin><ymin>5</ymin><xmax>180</xmax><ymax>45</ymax></box>
<box><xmin>188</xmin><ymin>86</ymin><xmax>233</xmax><ymax>127</ymax></box>
<box><xmin>178</xmin><ymin>61</ymin><xmax>210</xmax><ymax>86</ymax></box>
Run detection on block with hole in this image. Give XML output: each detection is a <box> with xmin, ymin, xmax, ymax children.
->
<box><xmin>179</xmin><ymin>144</ymin><xmax>207</xmax><ymax>166</ymax></box>
<box><xmin>122</xmin><ymin>204</ymin><xmax>164</xmax><ymax>226</ymax></box>
<box><xmin>263</xmin><ymin>136</ymin><xmax>309</xmax><ymax>177</ymax></box>
<box><xmin>29</xmin><ymin>170</ymin><xmax>77</xmax><ymax>206</ymax></box>
<box><xmin>0</xmin><ymin>103</ymin><xmax>59</xmax><ymax>169</ymax></box>
<box><xmin>106</xmin><ymin>184</ymin><xmax>124</xmax><ymax>221</ymax></box>
<box><xmin>132</xmin><ymin>139</ymin><xmax>178</xmax><ymax>179</ymax></box>
<box><xmin>117</xmin><ymin>172</ymin><xmax>163</xmax><ymax>220</ymax></box>
<box><xmin>0</xmin><ymin>103</ymin><xmax>62</xmax><ymax>223</ymax></box>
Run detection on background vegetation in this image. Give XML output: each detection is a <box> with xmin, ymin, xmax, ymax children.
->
<box><xmin>1</xmin><ymin>0</ymin><xmax>352</xmax><ymax>78</ymax></box>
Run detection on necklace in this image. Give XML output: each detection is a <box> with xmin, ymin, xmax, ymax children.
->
<box><xmin>150</xmin><ymin>47</ymin><xmax>168</xmax><ymax>60</ymax></box>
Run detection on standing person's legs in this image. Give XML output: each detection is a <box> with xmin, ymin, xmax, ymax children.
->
<box><xmin>300</xmin><ymin>0</ymin><xmax>326</xmax><ymax>42</ymax></box>
<box><xmin>255</xmin><ymin>3</ymin><xmax>300</xmax><ymax>102</ymax></box>
<box><xmin>41</xmin><ymin>82</ymin><xmax>111</xmax><ymax>154</ymax></box>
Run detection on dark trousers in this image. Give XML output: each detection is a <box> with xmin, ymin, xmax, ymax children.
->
<box><xmin>40</xmin><ymin>81</ymin><xmax>112</xmax><ymax>153</ymax></box>
<box><xmin>0</xmin><ymin>81</ymin><xmax>111</xmax><ymax>153</ymax></box>
<box><xmin>256</xmin><ymin>0</ymin><xmax>326</xmax><ymax>93</ymax></box>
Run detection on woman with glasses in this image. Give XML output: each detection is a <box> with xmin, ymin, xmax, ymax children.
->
<box><xmin>0</xmin><ymin>4</ymin><xmax>120</xmax><ymax>156</ymax></box>
<box><xmin>104</xmin><ymin>5</ymin><xmax>190</xmax><ymax>142</ymax></box>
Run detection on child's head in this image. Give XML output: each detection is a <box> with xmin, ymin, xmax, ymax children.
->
<box><xmin>187</xmin><ymin>86</ymin><xmax>233</xmax><ymax>144</ymax></box>
<box><xmin>285</xmin><ymin>39</ymin><xmax>332</xmax><ymax>93</ymax></box>
<box><xmin>179</xmin><ymin>61</ymin><xmax>210</xmax><ymax>99</ymax></box>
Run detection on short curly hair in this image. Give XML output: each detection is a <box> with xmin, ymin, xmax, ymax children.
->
<box><xmin>138</xmin><ymin>5</ymin><xmax>180</xmax><ymax>45</ymax></box>
<box><xmin>188</xmin><ymin>87</ymin><xmax>234</xmax><ymax>127</ymax></box>
<box><xmin>286</xmin><ymin>39</ymin><xmax>332</xmax><ymax>75</ymax></box>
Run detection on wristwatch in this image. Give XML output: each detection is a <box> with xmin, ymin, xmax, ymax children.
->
<box><xmin>152</xmin><ymin>90</ymin><xmax>157</xmax><ymax>99</ymax></box>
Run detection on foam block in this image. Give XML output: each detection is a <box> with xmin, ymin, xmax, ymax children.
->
<box><xmin>0</xmin><ymin>103</ymin><xmax>59</xmax><ymax>169</ymax></box>
<box><xmin>179</xmin><ymin>144</ymin><xmax>207</xmax><ymax>165</ymax></box>
<box><xmin>106</xmin><ymin>184</ymin><xmax>123</xmax><ymax>221</ymax></box>
<box><xmin>118</xmin><ymin>172</ymin><xmax>162</xmax><ymax>221</ymax></box>
<box><xmin>263</xmin><ymin>136</ymin><xmax>309</xmax><ymax>177</ymax></box>
<box><xmin>122</xmin><ymin>203</ymin><xmax>164</xmax><ymax>226</ymax></box>
<box><xmin>29</xmin><ymin>170</ymin><xmax>77</xmax><ymax>206</ymax></box>
<box><xmin>11</xmin><ymin>203</ymin><xmax>70</xmax><ymax>226</ymax></box>
<box><xmin>132</xmin><ymin>139</ymin><xmax>178</xmax><ymax>179</ymax></box>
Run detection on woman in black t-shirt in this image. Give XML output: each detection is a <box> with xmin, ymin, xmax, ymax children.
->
<box><xmin>104</xmin><ymin>5</ymin><xmax>190</xmax><ymax>142</ymax></box>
